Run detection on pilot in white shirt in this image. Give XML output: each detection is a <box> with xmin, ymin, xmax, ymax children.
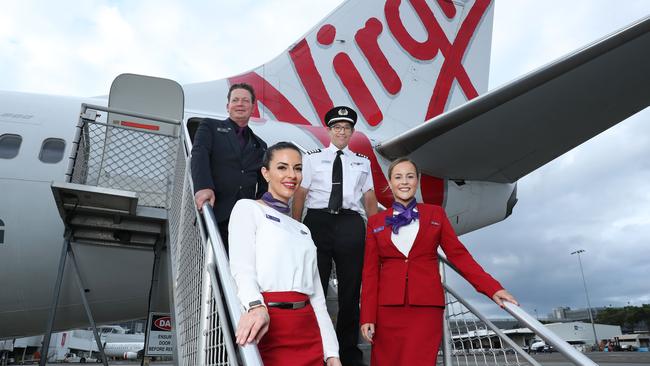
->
<box><xmin>292</xmin><ymin>106</ymin><xmax>378</xmax><ymax>366</ymax></box>
<box><xmin>301</xmin><ymin>144</ymin><xmax>373</xmax><ymax>215</ymax></box>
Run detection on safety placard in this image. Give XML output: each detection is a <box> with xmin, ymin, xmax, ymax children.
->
<box><xmin>145</xmin><ymin>312</ymin><xmax>174</xmax><ymax>356</ymax></box>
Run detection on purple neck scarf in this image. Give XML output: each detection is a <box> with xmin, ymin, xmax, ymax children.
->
<box><xmin>262</xmin><ymin>192</ymin><xmax>290</xmax><ymax>214</ymax></box>
<box><xmin>385</xmin><ymin>199</ymin><xmax>419</xmax><ymax>234</ymax></box>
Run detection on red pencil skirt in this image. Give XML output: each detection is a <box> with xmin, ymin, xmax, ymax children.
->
<box><xmin>371</xmin><ymin>304</ymin><xmax>444</xmax><ymax>366</ymax></box>
<box><xmin>258</xmin><ymin>291</ymin><xmax>324</xmax><ymax>366</ymax></box>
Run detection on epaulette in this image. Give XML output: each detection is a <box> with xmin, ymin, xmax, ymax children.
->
<box><xmin>306</xmin><ymin>148</ymin><xmax>322</xmax><ymax>155</ymax></box>
<box><xmin>355</xmin><ymin>152</ymin><xmax>369</xmax><ymax>159</ymax></box>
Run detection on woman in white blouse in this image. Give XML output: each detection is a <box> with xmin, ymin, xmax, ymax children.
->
<box><xmin>229</xmin><ymin>142</ymin><xmax>342</xmax><ymax>366</ymax></box>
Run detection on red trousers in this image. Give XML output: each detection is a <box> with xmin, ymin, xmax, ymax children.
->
<box><xmin>258</xmin><ymin>292</ymin><xmax>324</xmax><ymax>366</ymax></box>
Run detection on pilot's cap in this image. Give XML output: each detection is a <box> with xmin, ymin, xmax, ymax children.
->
<box><xmin>325</xmin><ymin>106</ymin><xmax>357</xmax><ymax>127</ymax></box>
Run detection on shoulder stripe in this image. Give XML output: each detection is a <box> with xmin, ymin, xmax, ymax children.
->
<box><xmin>306</xmin><ymin>148</ymin><xmax>322</xmax><ymax>155</ymax></box>
<box><xmin>355</xmin><ymin>152</ymin><xmax>369</xmax><ymax>159</ymax></box>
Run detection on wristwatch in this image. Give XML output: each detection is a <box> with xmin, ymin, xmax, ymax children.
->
<box><xmin>248</xmin><ymin>300</ymin><xmax>263</xmax><ymax>311</ymax></box>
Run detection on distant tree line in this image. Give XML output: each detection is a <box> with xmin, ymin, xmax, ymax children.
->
<box><xmin>596</xmin><ymin>304</ymin><xmax>650</xmax><ymax>332</ymax></box>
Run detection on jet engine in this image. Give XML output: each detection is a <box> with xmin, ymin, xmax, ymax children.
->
<box><xmin>123</xmin><ymin>352</ymin><xmax>138</xmax><ymax>360</ymax></box>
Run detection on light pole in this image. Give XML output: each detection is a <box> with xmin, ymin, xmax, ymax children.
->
<box><xmin>571</xmin><ymin>249</ymin><xmax>599</xmax><ymax>348</ymax></box>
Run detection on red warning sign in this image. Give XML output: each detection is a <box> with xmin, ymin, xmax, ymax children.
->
<box><xmin>152</xmin><ymin>315</ymin><xmax>172</xmax><ymax>331</ymax></box>
<box><xmin>146</xmin><ymin>312</ymin><xmax>174</xmax><ymax>357</ymax></box>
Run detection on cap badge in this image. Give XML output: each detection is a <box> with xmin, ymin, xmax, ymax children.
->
<box><xmin>338</xmin><ymin>108</ymin><xmax>348</xmax><ymax>116</ymax></box>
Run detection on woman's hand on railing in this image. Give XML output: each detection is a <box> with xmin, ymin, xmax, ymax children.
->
<box><xmin>235</xmin><ymin>306</ymin><xmax>270</xmax><ymax>346</ymax></box>
<box><xmin>492</xmin><ymin>289</ymin><xmax>519</xmax><ymax>308</ymax></box>
<box><xmin>326</xmin><ymin>357</ymin><xmax>342</xmax><ymax>366</ymax></box>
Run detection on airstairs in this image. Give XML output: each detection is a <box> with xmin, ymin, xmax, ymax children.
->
<box><xmin>48</xmin><ymin>74</ymin><xmax>599</xmax><ymax>366</ymax></box>
<box><xmin>45</xmin><ymin>74</ymin><xmax>183</xmax><ymax>366</ymax></box>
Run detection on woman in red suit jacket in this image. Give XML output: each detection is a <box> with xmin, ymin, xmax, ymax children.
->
<box><xmin>360</xmin><ymin>158</ymin><xmax>517</xmax><ymax>365</ymax></box>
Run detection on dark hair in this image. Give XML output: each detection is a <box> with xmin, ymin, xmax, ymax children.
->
<box><xmin>387</xmin><ymin>157</ymin><xmax>420</xmax><ymax>179</ymax></box>
<box><xmin>262</xmin><ymin>142</ymin><xmax>302</xmax><ymax>169</ymax></box>
<box><xmin>227</xmin><ymin>82</ymin><xmax>256</xmax><ymax>103</ymax></box>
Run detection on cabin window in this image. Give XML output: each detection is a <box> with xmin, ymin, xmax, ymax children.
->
<box><xmin>0</xmin><ymin>134</ymin><xmax>22</xmax><ymax>159</ymax></box>
<box><xmin>39</xmin><ymin>138</ymin><xmax>66</xmax><ymax>164</ymax></box>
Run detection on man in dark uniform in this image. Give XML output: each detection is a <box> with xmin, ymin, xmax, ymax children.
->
<box><xmin>292</xmin><ymin>106</ymin><xmax>378</xmax><ymax>366</ymax></box>
<box><xmin>191</xmin><ymin>83</ymin><xmax>267</xmax><ymax>249</ymax></box>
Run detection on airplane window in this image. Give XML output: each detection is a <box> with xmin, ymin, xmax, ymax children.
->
<box><xmin>39</xmin><ymin>138</ymin><xmax>66</xmax><ymax>164</ymax></box>
<box><xmin>0</xmin><ymin>134</ymin><xmax>22</xmax><ymax>159</ymax></box>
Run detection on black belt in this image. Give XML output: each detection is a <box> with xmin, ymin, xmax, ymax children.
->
<box><xmin>310</xmin><ymin>208</ymin><xmax>358</xmax><ymax>215</ymax></box>
<box><xmin>267</xmin><ymin>300</ymin><xmax>310</xmax><ymax>310</ymax></box>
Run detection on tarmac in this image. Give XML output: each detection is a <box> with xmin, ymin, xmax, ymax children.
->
<box><xmin>449</xmin><ymin>352</ymin><xmax>650</xmax><ymax>366</ymax></box>
<box><xmin>531</xmin><ymin>352</ymin><xmax>650</xmax><ymax>365</ymax></box>
<box><xmin>40</xmin><ymin>363</ymin><xmax>173</xmax><ymax>366</ymax></box>
<box><xmin>33</xmin><ymin>352</ymin><xmax>650</xmax><ymax>365</ymax></box>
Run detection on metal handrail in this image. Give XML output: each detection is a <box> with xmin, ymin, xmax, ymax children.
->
<box><xmin>443</xmin><ymin>284</ymin><xmax>542</xmax><ymax>366</ymax></box>
<box><xmin>439</xmin><ymin>263</ymin><xmax>453</xmax><ymax>366</ymax></box>
<box><xmin>503</xmin><ymin>303</ymin><xmax>598</xmax><ymax>366</ymax></box>
<box><xmin>201</xmin><ymin>204</ymin><xmax>264</xmax><ymax>365</ymax></box>
<box><xmin>440</xmin><ymin>255</ymin><xmax>598</xmax><ymax>366</ymax></box>
<box><xmin>207</xmin><ymin>260</ymin><xmax>239</xmax><ymax>365</ymax></box>
<box><xmin>65</xmin><ymin>103</ymin><xmax>180</xmax><ymax>209</ymax></box>
<box><xmin>181</xmin><ymin>119</ymin><xmax>263</xmax><ymax>365</ymax></box>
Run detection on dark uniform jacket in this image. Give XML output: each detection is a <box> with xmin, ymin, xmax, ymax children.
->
<box><xmin>191</xmin><ymin>118</ymin><xmax>268</xmax><ymax>223</ymax></box>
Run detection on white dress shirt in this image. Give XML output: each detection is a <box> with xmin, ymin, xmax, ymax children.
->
<box><xmin>301</xmin><ymin>144</ymin><xmax>374</xmax><ymax>214</ymax></box>
<box><xmin>390</xmin><ymin>210</ymin><xmax>420</xmax><ymax>257</ymax></box>
<box><xmin>228</xmin><ymin>199</ymin><xmax>339</xmax><ymax>360</ymax></box>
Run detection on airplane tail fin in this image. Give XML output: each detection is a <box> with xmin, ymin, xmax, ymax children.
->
<box><xmin>184</xmin><ymin>0</ymin><xmax>495</xmax><ymax>138</ymax></box>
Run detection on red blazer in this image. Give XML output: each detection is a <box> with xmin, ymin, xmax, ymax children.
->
<box><xmin>360</xmin><ymin>203</ymin><xmax>503</xmax><ymax>324</ymax></box>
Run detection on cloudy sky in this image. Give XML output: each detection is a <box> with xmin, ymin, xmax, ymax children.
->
<box><xmin>1</xmin><ymin>1</ymin><xmax>649</xmax><ymax>320</ymax></box>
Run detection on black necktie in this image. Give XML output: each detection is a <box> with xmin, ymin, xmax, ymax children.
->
<box><xmin>328</xmin><ymin>150</ymin><xmax>343</xmax><ymax>212</ymax></box>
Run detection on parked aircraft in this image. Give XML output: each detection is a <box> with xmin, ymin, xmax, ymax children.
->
<box><xmin>103</xmin><ymin>342</ymin><xmax>144</xmax><ymax>360</ymax></box>
<box><xmin>0</xmin><ymin>0</ymin><xmax>648</xmax><ymax>339</ymax></box>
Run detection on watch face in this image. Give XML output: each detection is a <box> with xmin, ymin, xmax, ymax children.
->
<box><xmin>248</xmin><ymin>300</ymin><xmax>262</xmax><ymax>308</ymax></box>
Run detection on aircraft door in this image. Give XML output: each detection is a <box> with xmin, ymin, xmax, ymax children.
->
<box><xmin>108</xmin><ymin>73</ymin><xmax>184</xmax><ymax>137</ymax></box>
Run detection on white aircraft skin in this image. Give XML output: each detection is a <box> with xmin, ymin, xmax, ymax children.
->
<box><xmin>102</xmin><ymin>342</ymin><xmax>144</xmax><ymax>359</ymax></box>
<box><xmin>1</xmin><ymin>0</ymin><xmax>643</xmax><ymax>339</ymax></box>
<box><xmin>0</xmin><ymin>93</ymin><xmax>160</xmax><ymax>339</ymax></box>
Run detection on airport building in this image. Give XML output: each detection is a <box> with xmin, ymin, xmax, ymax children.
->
<box><xmin>545</xmin><ymin>322</ymin><xmax>622</xmax><ymax>346</ymax></box>
<box><xmin>450</xmin><ymin>321</ymin><xmax>622</xmax><ymax>352</ymax></box>
<box><xmin>548</xmin><ymin>306</ymin><xmax>649</xmax><ymax>334</ymax></box>
<box><xmin>549</xmin><ymin>306</ymin><xmax>607</xmax><ymax>322</ymax></box>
